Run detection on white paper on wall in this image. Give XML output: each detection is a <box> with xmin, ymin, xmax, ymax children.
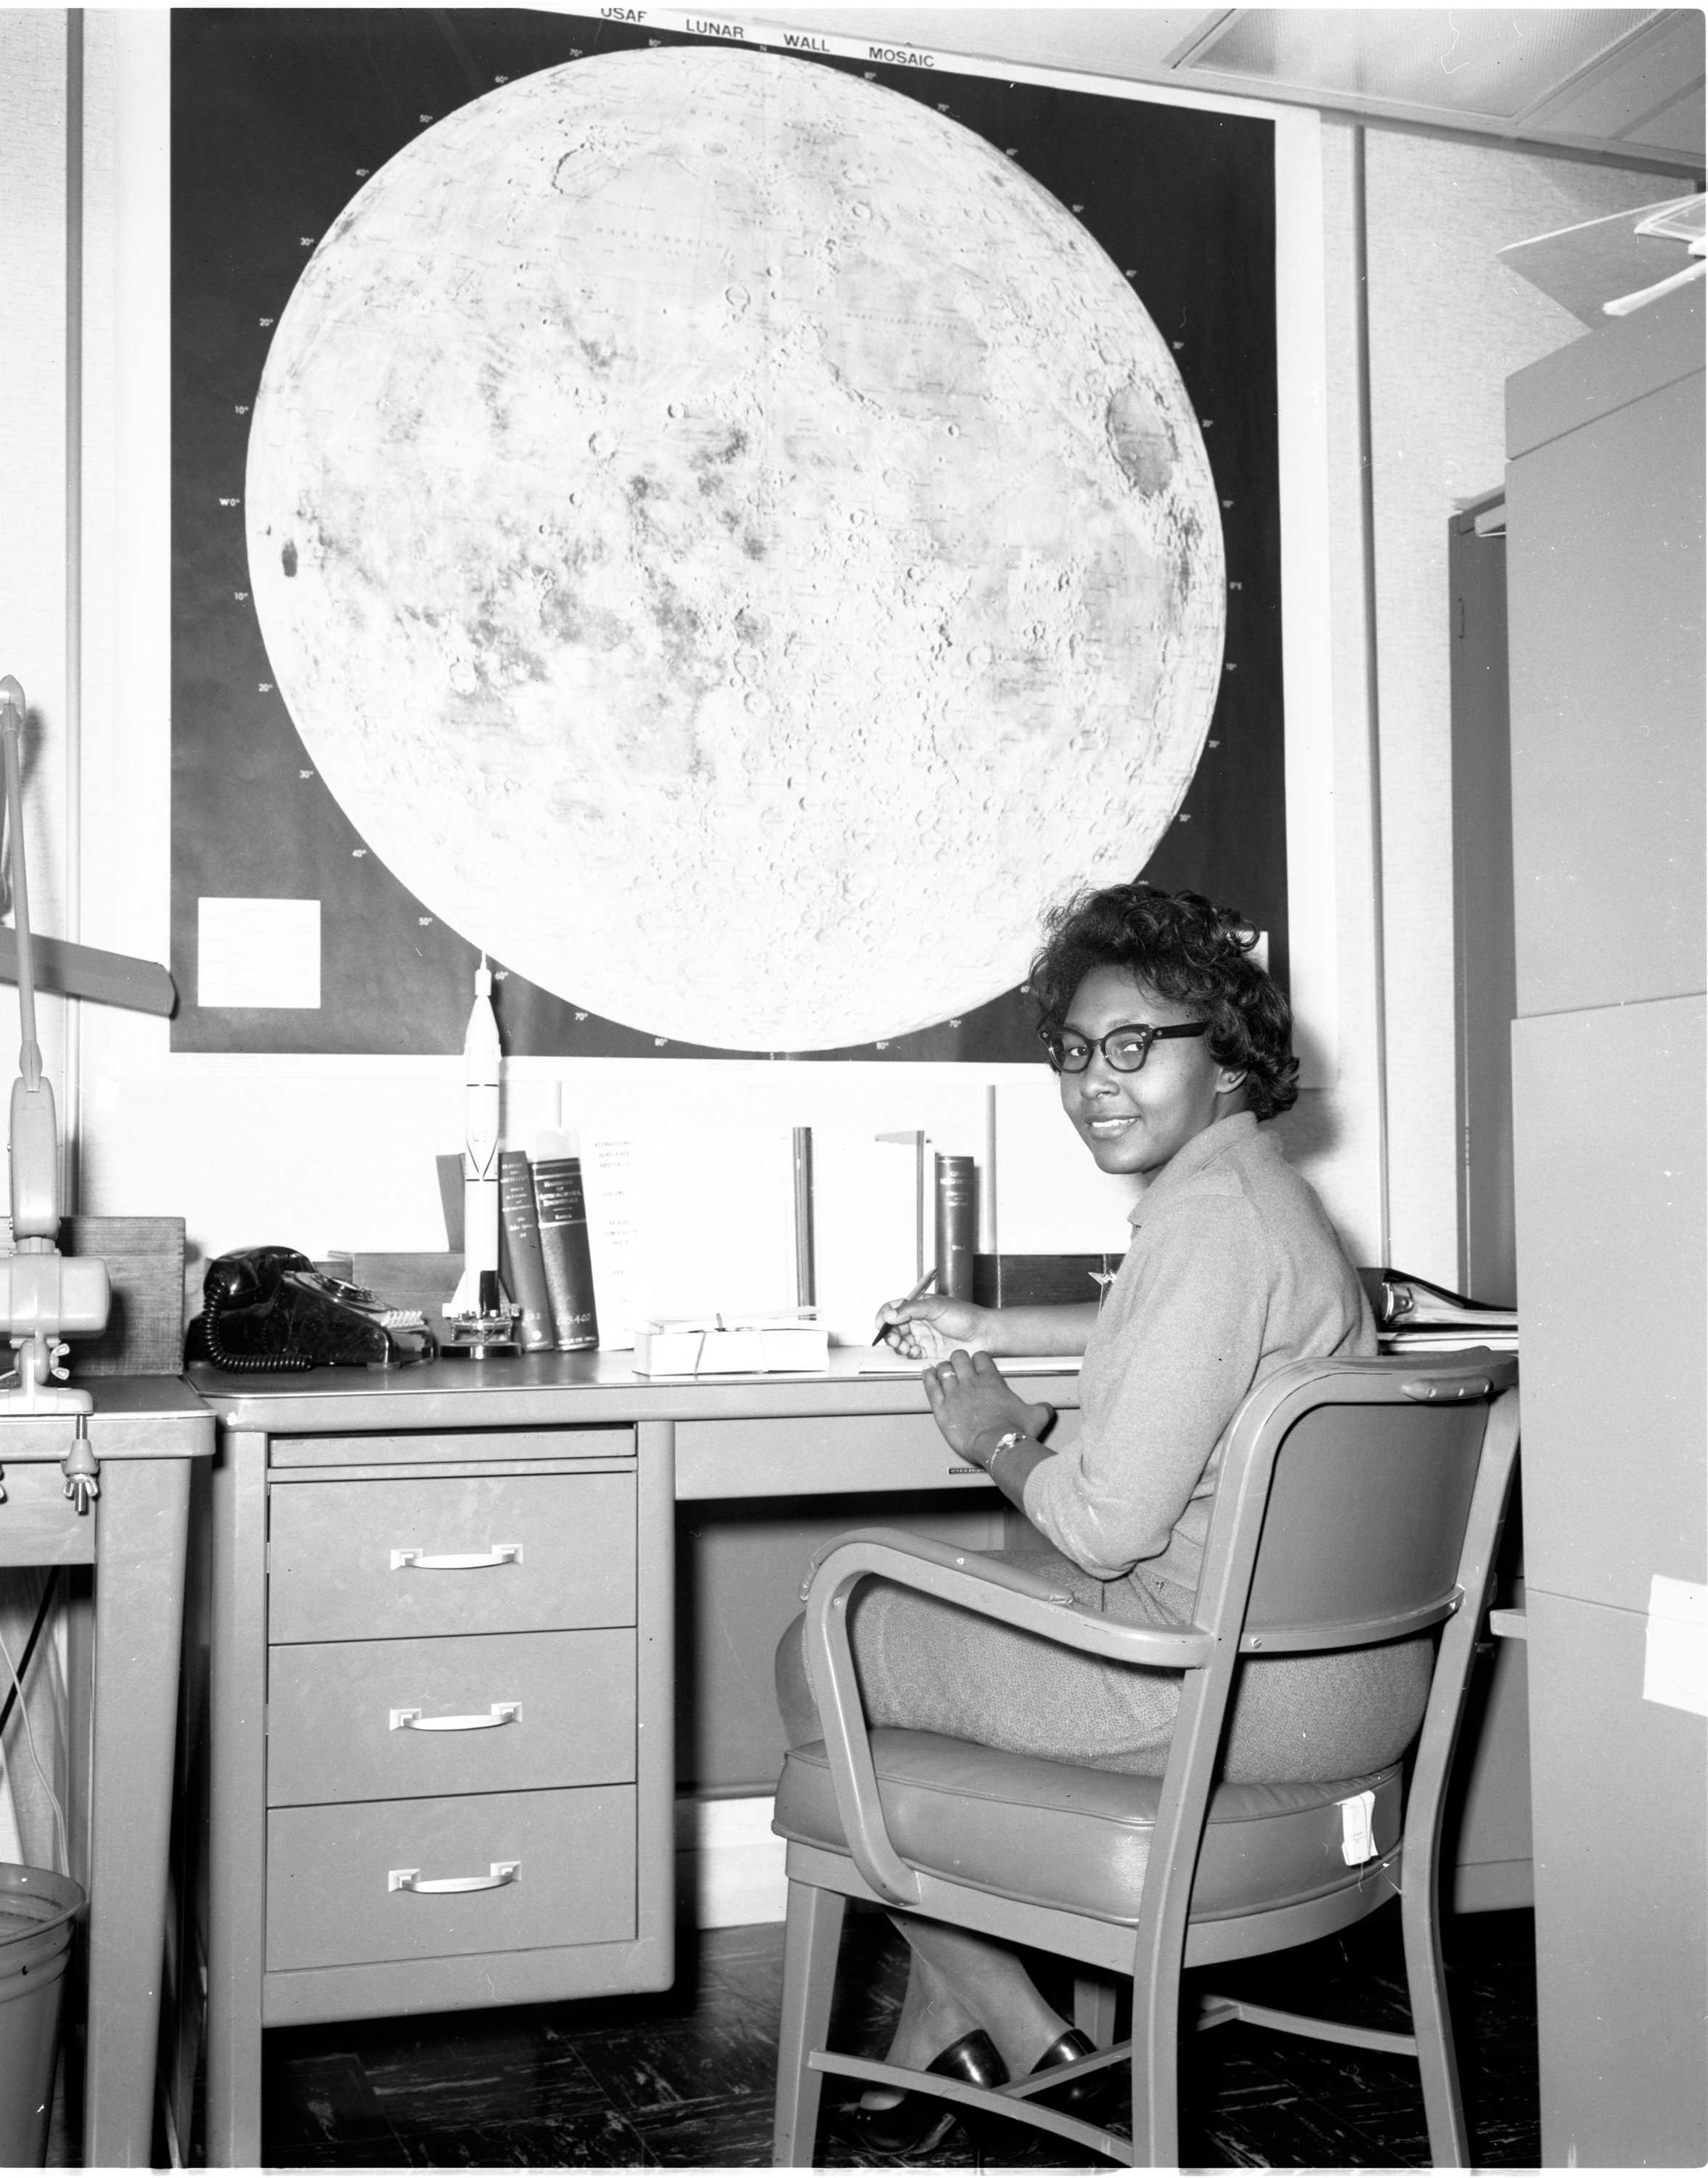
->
<box><xmin>196</xmin><ymin>897</ymin><xmax>321</xmax><ymax>1008</ymax></box>
<box><xmin>990</xmin><ymin>1074</ymin><xmax>1141</xmax><ymax>1255</ymax></box>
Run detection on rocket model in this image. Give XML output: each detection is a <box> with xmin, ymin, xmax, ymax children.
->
<box><xmin>446</xmin><ymin>955</ymin><xmax>504</xmax><ymax>1323</ymax></box>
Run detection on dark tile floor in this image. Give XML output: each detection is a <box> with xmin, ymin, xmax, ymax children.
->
<box><xmin>258</xmin><ymin>1902</ymin><xmax>1540</xmax><ymax>2169</ymax></box>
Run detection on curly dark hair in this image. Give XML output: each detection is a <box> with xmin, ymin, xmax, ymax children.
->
<box><xmin>1028</xmin><ymin>878</ymin><xmax>1299</xmax><ymax>1121</ymax></box>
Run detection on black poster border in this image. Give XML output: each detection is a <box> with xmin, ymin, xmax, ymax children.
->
<box><xmin>171</xmin><ymin>8</ymin><xmax>1282</xmax><ymax>1060</ymax></box>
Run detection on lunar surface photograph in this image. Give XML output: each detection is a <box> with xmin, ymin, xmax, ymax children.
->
<box><xmin>171</xmin><ymin>11</ymin><xmax>1284</xmax><ymax>1057</ymax></box>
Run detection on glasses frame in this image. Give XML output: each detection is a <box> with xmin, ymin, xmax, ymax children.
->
<box><xmin>1038</xmin><ymin>1020</ymin><xmax>1211</xmax><ymax>1075</ymax></box>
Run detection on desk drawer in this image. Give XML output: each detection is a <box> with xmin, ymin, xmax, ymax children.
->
<box><xmin>273</xmin><ymin>1427</ymin><xmax>634</xmax><ymax>1469</ymax></box>
<box><xmin>266</xmin><ymin>1785</ymin><xmax>634</xmax><ymax>1970</ymax></box>
<box><xmin>674</xmin><ymin>1411</ymin><xmax>993</xmax><ymax>1498</ymax></box>
<box><xmin>267</xmin><ymin>1629</ymin><xmax>635</xmax><ymax>1807</ymax></box>
<box><xmin>269</xmin><ymin>1472</ymin><xmax>635</xmax><ymax>1641</ymax></box>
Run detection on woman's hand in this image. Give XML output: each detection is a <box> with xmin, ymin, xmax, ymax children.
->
<box><xmin>873</xmin><ymin>1292</ymin><xmax>996</xmax><ymax>1362</ymax></box>
<box><xmin>920</xmin><ymin>1348</ymin><xmax>1054</xmax><ymax>1463</ymax></box>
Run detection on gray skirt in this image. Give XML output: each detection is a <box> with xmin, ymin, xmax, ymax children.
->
<box><xmin>798</xmin><ymin>1541</ymin><xmax>1434</xmax><ymax>1785</ymax></box>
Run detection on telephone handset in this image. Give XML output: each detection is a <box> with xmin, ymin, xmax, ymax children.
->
<box><xmin>193</xmin><ymin>1247</ymin><xmax>439</xmax><ymax>1371</ymax></box>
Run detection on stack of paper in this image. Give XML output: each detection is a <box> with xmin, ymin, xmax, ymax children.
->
<box><xmin>632</xmin><ymin>1314</ymin><xmax>829</xmax><ymax>1377</ymax></box>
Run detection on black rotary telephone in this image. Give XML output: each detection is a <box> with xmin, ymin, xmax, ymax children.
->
<box><xmin>192</xmin><ymin>1247</ymin><xmax>439</xmax><ymax>1371</ymax></box>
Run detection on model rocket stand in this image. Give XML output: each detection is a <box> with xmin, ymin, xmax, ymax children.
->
<box><xmin>0</xmin><ymin>678</ymin><xmax>110</xmax><ymax>1429</ymax></box>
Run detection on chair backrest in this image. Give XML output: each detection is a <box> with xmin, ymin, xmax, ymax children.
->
<box><xmin>1198</xmin><ymin>1353</ymin><xmax>1520</xmax><ymax>1657</ymax></box>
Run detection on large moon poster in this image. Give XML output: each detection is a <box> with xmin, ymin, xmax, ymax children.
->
<box><xmin>171</xmin><ymin>9</ymin><xmax>1283</xmax><ymax>1059</ymax></box>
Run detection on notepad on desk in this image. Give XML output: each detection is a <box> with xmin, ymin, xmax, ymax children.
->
<box><xmin>858</xmin><ymin>1351</ymin><xmax>1082</xmax><ymax>1376</ymax></box>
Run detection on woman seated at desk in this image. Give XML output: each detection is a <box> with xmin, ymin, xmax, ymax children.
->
<box><xmin>775</xmin><ymin>877</ymin><xmax>1426</xmax><ymax>2155</ymax></box>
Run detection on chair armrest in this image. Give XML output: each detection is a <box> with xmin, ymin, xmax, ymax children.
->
<box><xmin>799</xmin><ymin>1528</ymin><xmax>1214</xmax><ymax>1906</ymax></box>
<box><xmin>804</xmin><ymin>1528</ymin><xmax>1214</xmax><ymax>1670</ymax></box>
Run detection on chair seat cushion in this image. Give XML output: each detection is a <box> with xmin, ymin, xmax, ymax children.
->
<box><xmin>774</xmin><ymin>1730</ymin><xmax>1402</xmax><ymax>1925</ymax></box>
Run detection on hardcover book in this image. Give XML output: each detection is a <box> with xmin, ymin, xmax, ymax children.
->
<box><xmin>497</xmin><ymin>1151</ymin><xmax>555</xmax><ymax>1352</ymax></box>
<box><xmin>533</xmin><ymin>1155</ymin><xmax>600</xmax><ymax>1351</ymax></box>
<box><xmin>933</xmin><ymin>1153</ymin><xmax>978</xmax><ymax>1302</ymax></box>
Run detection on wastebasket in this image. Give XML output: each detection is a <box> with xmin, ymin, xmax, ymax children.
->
<box><xmin>0</xmin><ymin>1865</ymin><xmax>83</xmax><ymax>2166</ymax></box>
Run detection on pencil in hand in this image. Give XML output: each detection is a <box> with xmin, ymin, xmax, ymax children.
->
<box><xmin>871</xmin><ymin>1265</ymin><xmax>939</xmax><ymax>1345</ymax></box>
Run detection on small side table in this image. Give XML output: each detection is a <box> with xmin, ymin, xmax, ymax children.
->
<box><xmin>0</xmin><ymin>1377</ymin><xmax>213</xmax><ymax>2166</ymax></box>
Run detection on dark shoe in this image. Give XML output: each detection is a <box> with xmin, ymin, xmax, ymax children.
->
<box><xmin>1030</xmin><ymin>2026</ymin><xmax>1116</xmax><ymax>2116</ymax></box>
<box><xmin>846</xmin><ymin>2026</ymin><xmax>1009</xmax><ymax>2157</ymax></box>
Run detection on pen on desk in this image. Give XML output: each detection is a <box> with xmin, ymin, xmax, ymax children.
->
<box><xmin>871</xmin><ymin>1265</ymin><xmax>939</xmax><ymax>1344</ymax></box>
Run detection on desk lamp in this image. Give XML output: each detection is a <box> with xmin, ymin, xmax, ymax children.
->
<box><xmin>0</xmin><ymin>678</ymin><xmax>110</xmax><ymax>1454</ymax></box>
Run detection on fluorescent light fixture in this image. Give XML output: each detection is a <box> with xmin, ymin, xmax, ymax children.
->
<box><xmin>1177</xmin><ymin>9</ymin><xmax>1659</xmax><ymax>123</ymax></box>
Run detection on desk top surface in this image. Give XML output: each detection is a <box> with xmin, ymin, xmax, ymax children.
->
<box><xmin>0</xmin><ymin>1374</ymin><xmax>214</xmax><ymax>1459</ymax></box>
<box><xmin>189</xmin><ymin>1348</ymin><xmax>1083</xmax><ymax>1437</ymax></box>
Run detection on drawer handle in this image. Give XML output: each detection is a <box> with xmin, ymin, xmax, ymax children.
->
<box><xmin>390</xmin><ymin>1544</ymin><xmax>522</xmax><ymax>1572</ymax></box>
<box><xmin>389</xmin><ymin>1860</ymin><xmax>520</xmax><ymax>1896</ymax></box>
<box><xmin>390</xmin><ymin>1703</ymin><xmax>521</xmax><ymax>1732</ymax></box>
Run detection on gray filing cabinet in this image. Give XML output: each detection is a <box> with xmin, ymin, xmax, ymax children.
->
<box><xmin>1507</xmin><ymin>282</ymin><xmax>1705</xmax><ymax>2167</ymax></box>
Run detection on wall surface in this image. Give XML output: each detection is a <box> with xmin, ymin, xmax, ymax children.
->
<box><xmin>2</xmin><ymin>10</ymin><xmax>1674</xmax><ymax>1323</ymax></box>
<box><xmin>1359</xmin><ymin>129</ymin><xmax>1670</xmax><ymax>1281</ymax></box>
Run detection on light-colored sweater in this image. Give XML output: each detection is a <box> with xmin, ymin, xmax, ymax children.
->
<box><xmin>1023</xmin><ymin>1110</ymin><xmax>1376</xmax><ymax>1606</ymax></box>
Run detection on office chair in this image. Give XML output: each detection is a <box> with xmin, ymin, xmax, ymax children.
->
<box><xmin>771</xmin><ymin>1350</ymin><xmax>1520</xmax><ymax>2167</ymax></box>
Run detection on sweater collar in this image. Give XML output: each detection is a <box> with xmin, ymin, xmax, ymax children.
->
<box><xmin>1126</xmin><ymin>1109</ymin><xmax>1260</xmax><ymax>1226</ymax></box>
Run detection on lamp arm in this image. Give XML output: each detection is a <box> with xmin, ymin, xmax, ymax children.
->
<box><xmin>0</xmin><ymin>680</ymin><xmax>40</xmax><ymax>1093</ymax></box>
<box><xmin>0</xmin><ymin>675</ymin><xmax>107</xmax><ymax>1419</ymax></box>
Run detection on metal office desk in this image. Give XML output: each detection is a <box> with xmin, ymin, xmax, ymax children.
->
<box><xmin>188</xmin><ymin>1351</ymin><xmax>1080</xmax><ymax>2167</ymax></box>
<box><xmin>187</xmin><ymin>1348</ymin><xmax>1529</xmax><ymax>2163</ymax></box>
<box><xmin>0</xmin><ymin>1377</ymin><xmax>213</xmax><ymax>2166</ymax></box>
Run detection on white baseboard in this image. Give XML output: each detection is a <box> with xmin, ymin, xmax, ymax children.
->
<box><xmin>676</xmin><ymin>1793</ymin><xmax>789</xmax><ymax>1928</ymax></box>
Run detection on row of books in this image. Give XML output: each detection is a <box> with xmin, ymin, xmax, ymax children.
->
<box><xmin>497</xmin><ymin>1150</ymin><xmax>599</xmax><ymax>1353</ymax></box>
<box><xmin>523</xmin><ymin>1126</ymin><xmax>1116</xmax><ymax>1361</ymax></box>
<box><xmin>497</xmin><ymin>1130</ymin><xmax>984</xmax><ymax>1367</ymax></box>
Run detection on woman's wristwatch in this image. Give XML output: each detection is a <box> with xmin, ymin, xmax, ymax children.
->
<box><xmin>981</xmin><ymin>1427</ymin><xmax>1029</xmax><ymax>1475</ymax></box>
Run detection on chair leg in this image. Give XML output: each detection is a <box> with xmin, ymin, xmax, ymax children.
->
<box><xmin>1128</xmin><ymin>1959</ymin><xmax>1181</xmax><ymax>2164</ymax></box>
<box><xmin>1401</xmin><ymin>1875</ymin><xmax>1470</xmax><ymax>2168</ymax></box>
<box><xmin>1073</xmin><ymin>1971</ymin><xmax>1119</xmax><ymax>2047</ymax></box>
<box><xmin>772</xmin><ymin>1878</ymin><xmax>847</xmax><ymax>2169</ymax></box>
